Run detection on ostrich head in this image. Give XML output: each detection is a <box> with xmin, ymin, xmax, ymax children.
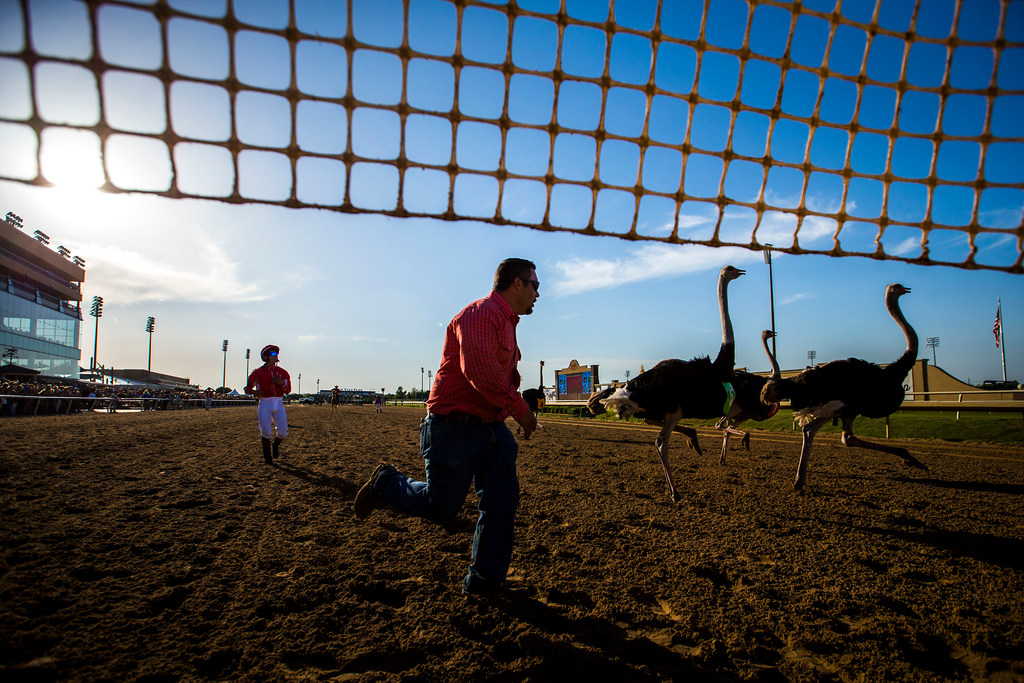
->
<box><xmin>886</xmin><ymin>283</ymin><xmax>911</xmax><ymax>300</ymax></box>
<box><xmin>721</xmin><ymin>265</ymin><xmax>745</xmax><ymax>282</ymax></box>
<box><xmin>761</xmin><ymin>330</ymin><xmax>775</xmax><ymax>343</ymax></box>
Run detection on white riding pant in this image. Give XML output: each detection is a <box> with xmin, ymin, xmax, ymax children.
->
<box><xmin>257</xmin><ymin>397</ymin><xmax>288</xmax><ymax>440</ymax></box>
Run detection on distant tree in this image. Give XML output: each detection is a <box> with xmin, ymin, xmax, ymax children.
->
<box><xmin>215</xmin><ymin>386</ymin><xmax>230</xmax><ymax>394</ymax></box>
<box><xmin>395</xmin><ymin>386</ymin><xmax>406</xmax><ymax>399</ymax></box>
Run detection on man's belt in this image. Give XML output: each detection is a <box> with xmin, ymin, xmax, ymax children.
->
<box><xmin>428</xmin><ymin>411</ymin><xmax>495</xmax><ymax>426</ymax></box>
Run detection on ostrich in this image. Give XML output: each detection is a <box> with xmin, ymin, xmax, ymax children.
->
<box><xmin>759</xmin><ymin>283</ymin><xmax>928</xmax><ymax>491</ymax></box>
<box><xmin>715</xmin><ymin>329</ymin><xmax>781</xmax><ymax>464</ymax></box>
<box><xmin>586</xmin><ymin>265</ymin><xmax>745</xmax><ymax>501</ymax></box>
<box><xmin>519</xmin><ymin>387</ymin><xmax>546</xmax><ymax>433</ymax></box>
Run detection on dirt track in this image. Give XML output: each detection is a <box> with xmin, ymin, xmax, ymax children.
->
<box><xmin>2</xmin><ymin>405</ymin><xmax>1022</xmax><ymax>681</ymax></box>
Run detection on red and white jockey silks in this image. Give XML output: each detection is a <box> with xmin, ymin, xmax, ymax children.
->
<box><xmin>245</xmin><ymin>365</ymin><xmax>291</xmax><ymax>398</ymax></box>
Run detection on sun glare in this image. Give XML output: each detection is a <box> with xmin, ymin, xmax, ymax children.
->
<box><xmin>40</xmin><ymin>127</ymin><xmax>105</xmax><ymax>189</ymax></box>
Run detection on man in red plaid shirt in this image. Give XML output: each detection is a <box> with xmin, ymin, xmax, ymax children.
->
<box><xmin>354</xmin><ymin>258</ymin><xmax>540</xmax><ymax>596</ymax></box>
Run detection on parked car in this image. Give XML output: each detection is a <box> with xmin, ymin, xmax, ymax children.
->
<box><xmin>980</xmin><ymin>380</ymin><xmax>1020</xmax><ymax>390</ymax></box>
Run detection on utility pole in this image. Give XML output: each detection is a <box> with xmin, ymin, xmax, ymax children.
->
<box><xmin>221</xmin><ymin>339</ymin><xmax>228</xmax><ymax>389</ymax></box>
<box><xmin>145</xmin><ymin>316</ymin><xmax>155</xmax><ymax>379</ymax></box>
<box><xmin>807</xmin><ymin>350</ymin><xmax>816</xmax><ymax>367</ymax></box>
<box><xmin>764</xmin><ymin>244</ymin><xmax>777</xmax><ymax>361</ymax></box>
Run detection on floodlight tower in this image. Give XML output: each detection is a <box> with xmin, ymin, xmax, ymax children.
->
<box><xmin>145</xmin><ymin>316</ymin><xmax>155</xmax><ymax>378</ymax></box>
<box><xmin>221</xmin><ymin>339</ymin><xmax>228</xmax><ymax>389</ymax></box>
<box><xmin>926</xmin><ymin>337</ymin><xmax>940</xmax><ymax>365</ymax></box>
<box><xmin>245</xmin><ymin>348</ymin><xmax>251</xmax><ymax>377</ymax></box>
<box><xmin>807</xmin><ymin>350</ymin><xmax>816</xmax><ymax>367</ymax></box>
<box><xmin>90</xmin><ymin>296</ymin><xmax>103</xmax><ymax>371</ymax></box>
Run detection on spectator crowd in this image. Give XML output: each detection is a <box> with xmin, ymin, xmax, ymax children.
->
<box><xmin>0</xmin><ymin>378</ymin><xmax>256</xmax><ymax>417</ymax></box>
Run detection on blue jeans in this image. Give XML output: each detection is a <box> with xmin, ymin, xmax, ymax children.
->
<box><xmin>376</xmin><ymin>414</ymin><xmax>520</xmax><ymax>592</ymax></box>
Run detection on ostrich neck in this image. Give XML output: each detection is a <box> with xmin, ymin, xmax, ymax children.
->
<box><xmin>711</xmin><ymin>272</ymin><xmax>736</xmax><ymax>376</ymax></box>
<box><xmin>762</xmin><ymin>335</ymin><xmax>781</xmax><ymax>378</ymax></box>
<box><xmin>889</xmin><ymin>294</ymin><xmax>918</xmax><ymax>373</ymax></box>
<box><xmin>719</xmin><ymin>275</ymin><xmax>734</xmax><ymax>347</ymax></box>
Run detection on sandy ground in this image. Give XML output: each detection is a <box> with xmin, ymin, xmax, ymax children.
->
<box><xmin>1</xmin><ymin>405</ymin><xmax>1022</xmax><ymax>682</ymax></box>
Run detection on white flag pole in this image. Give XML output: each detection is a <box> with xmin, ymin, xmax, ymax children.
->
<box><xmin>999</xmin><ymin>298</ymin><xmax>1007</xmax><ymax>382</ymax></box>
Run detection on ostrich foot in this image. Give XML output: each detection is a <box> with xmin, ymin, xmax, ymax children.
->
<box><xmin>897</xmin><ymin>448</ymin><xmax>928</xmax><ymax>470</ymax></box>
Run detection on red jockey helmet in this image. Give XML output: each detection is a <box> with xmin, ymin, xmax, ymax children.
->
<box><xmin>260</xmin><ymin>344</ymin><xmax>280</xmax><ymax>361</ymax></box>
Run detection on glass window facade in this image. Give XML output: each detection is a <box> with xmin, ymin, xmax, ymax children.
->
<box><xmin>1</xmin><ymin>286</ymin><xmax>82</xmax><ymax>377</ymax></box>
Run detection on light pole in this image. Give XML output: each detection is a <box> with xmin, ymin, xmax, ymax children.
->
<box><xmin>926</xmin><ymin>337</ymin><xmax>940</xmax><ymax>365</ymax></box>
<box><xmin>90</xmin><ymin>295</ymin><xmax>103</xmax><ymax>373</ymax></box>
<box><xmin>807</xmin><ymin>350</ymin><xmax>816</xmax><ymax>367</ymax></box>
<box><xmin>427</xmin><ymin>369</ymin><xmax>432</xmax><ymax>391</ymax></box>
<box><xmin>145</xmin><ymin>316</ymin><xmax>155</xmax><ymax>378</ymax></box>
<box><xmin>539</xmin><ymin>360</ymin><xmax>544</xmax><ymax>389</ymax></box>
<box><xmin>763</xmin><ymin>244</ymin><xmax>777</xmax><ymax>361</ymax></box>
<box><xmin>245</xmin><ymin>348</ymin><xmax>251</xmax><ymax>378</ymax></box>
<box><xmin>297</xmin><ymin>373</ymin><xmax>301</xmax><ymax>394</ymax></box>
<box><xmin>421</xmin><ymin>366</ymin><xmax>424</xmax><ymax>393</ymax></box>
<box><xmin>317</xmin><ymin>378</ymin><xmax>320</xmax><ymax>395</ymax></box>
<box><xmin>221</xmin><ymin>339</ymin><xmax>228</xmax><ymax>389</ymax></box>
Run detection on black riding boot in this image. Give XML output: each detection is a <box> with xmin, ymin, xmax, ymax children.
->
<box><xmin>272</xmin><ymin>438</ymin><xmax>282</xmax><ymax>460</ymax></box>
<box><xmin>262</xmin><ymin>438</ymin><xmax>273</xmax><ymax>464</ymax></box>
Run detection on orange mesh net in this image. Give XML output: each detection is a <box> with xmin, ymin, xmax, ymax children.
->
<box><xmin>1</xmin><ymin>0</ymin><xmax>1021</xmax><ymax>272</ymax></box>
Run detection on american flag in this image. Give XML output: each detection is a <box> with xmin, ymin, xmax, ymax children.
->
<box><xmin>994</xmin><ymin>305</ymin><xmax>1002</xmax><ymax>348</ymax></box>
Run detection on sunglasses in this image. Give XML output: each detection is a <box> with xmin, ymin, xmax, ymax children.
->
<box><xmin>520</xmin><ymin>277</ymin><xmax>540</xmax><ymax>292</ymax></box>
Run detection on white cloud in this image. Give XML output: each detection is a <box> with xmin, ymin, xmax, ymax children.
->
<box><xmin>298</xmin><ymin>333</ymin><xmax>390</xmax><ymax>344</ymax></box>
<box><xmin>65</xmin><ymin>231</ymin><xmax>264</xmax><ymax>305</ymax></box>
<box><xmin>781</xmin><ymin>291</ymin><xmax>814</xmax><ymax>305</ymax></box>
<box><xmin>550</xmin><ymin>243</ymin><xmax>758</xmax><ymax>297</ymax></box>
<box><xmin>888</xmin><ymin>236</ymin><xmax>922</xmax><ymax>256</ymax></box>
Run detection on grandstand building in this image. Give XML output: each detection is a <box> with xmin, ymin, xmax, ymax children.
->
<box><xmin>0</xmin><ymin>214</ymin><xmax>85</xmax><ymax>378</ymax></box>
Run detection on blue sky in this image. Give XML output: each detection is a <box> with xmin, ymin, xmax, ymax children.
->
<box><xmin>0</xmin><ymin>0</ymin><xmax>1021</xmax><ymax>391</ymax></box>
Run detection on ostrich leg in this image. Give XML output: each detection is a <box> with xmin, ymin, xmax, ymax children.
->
<box><xmin>642</xmin><ymin>419</ymin><xmax>704</xmax><ymax>457</ymax></box>
<box><xmin>671</xmin><ymin>424</ymin><xmax>704</xmax><ymax>457</ymax></box>
<box><xmin>840</xmin><ymin>418</ymin><xmax>928</xmax><ymax>470</ymax></box>
<box><xmin>655</xmin><ymin>425</ymin><xmax>682</xmax><ymax>501</ymax></box>
<box><xmin>794</xmin><ymin>417</ymin><xmax>829</xmax><ymax>491</ymax></box>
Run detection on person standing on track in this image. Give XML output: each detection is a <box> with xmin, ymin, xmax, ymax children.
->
<box><xmin>331</xmin><ymin>385</ymin><xmax>341</xmax><ymax>412</ymax></box>
<box><xmin>245</xmin><ymin>344</ymin><xmax>291</xmax><ymax>465</ymax></box>
<box><xmin>353</xmin><ymin>257</ymin><xmax>540</xmax><ymax>596</ymax></box>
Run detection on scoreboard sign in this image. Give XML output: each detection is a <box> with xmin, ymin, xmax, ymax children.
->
<box><xmin>555</xmin><ymin>360</ymin><xmax>599</xmax><ymax>401</ymax></box>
